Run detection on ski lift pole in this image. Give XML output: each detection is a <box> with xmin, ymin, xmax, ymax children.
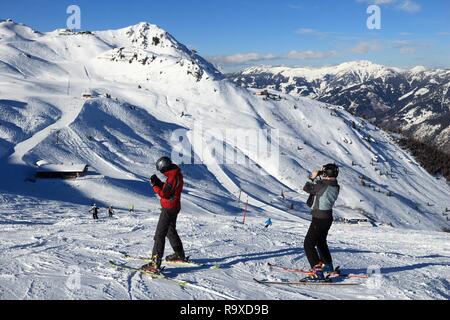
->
<box><xmin>242</xmin><ymin>196</ymin><xmax>249</xmax><ymax>224</ymax></box>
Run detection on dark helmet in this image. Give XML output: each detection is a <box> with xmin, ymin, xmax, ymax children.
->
<box><xmin>322</xmin><ymin>163</ymin><xmax>339</xmax><ymax>178</ymax></box>
<box><xmin>156</xmin><ymin>156</ymin><xmax>172</xmax><ymax>173</ymax></box>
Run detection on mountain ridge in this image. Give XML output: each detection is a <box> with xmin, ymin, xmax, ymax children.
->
<box><xmin>229</xmin><ymin>61</ymin><xmax>450</xmax><ymax>153</ymax></box>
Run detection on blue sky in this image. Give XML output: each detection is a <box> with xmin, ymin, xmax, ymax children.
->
<box><xmin>1</xmin><ymin>0</ymin><xmax>449</xmax><ymax>71</ymax></box>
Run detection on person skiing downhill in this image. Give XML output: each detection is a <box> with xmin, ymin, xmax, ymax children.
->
<box><xmin>90</xmin><ymin>204</ymin><xmax>99</xmax><ymax>220</ymax></box>
<box><xmin>302</xmin><ymin>163</ymin><xmax>340</xmax><ymax>281</ymax></box>
<box><xmin>142</xmin><ymin>156</ymin><xmax>185</xmax><ymax>274</ymax></box>
<box><xmin>108</xmin><ymin>206</ymin><xmax>114</xmax><ymax>218</ymax></box>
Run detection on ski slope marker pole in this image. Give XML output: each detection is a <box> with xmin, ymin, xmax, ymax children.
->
<box><xmin>243</xmin><ymin>196</ymin><xmax>248</xmax><ymax>224</ymax></box>
<box><xmin>238</xmin><ymin>189</ymin><xmax>242</xmax><ymax>207</ymax></box>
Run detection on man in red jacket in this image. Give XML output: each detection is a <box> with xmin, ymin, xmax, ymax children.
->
<box><xmin>142</xmin><ymin>156</ymin><xmax>185</xmax><ymax>273</ymax></box>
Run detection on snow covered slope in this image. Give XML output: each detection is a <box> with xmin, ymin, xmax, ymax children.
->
<box><xmin>0</xmin><ymin>20</ymin><xmax>449</xmax><ymax>300</ymax></box>
<box><xmin>0</xmin><ymin>197</ymin><xmax>448</xmax><ymax>300</ymax></box>
<box><xmin>229</xmin><ymin>61</ymin><xmax>450</xmax><ymax>153</ymax></box>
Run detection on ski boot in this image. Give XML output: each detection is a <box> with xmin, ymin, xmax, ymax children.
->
<box><xmin>326</xmin><ymin>266</ymin><xmax>342</xmax><ymax>279</ymax></box>
<box><xmin>301</xmin><ymin>263</ymin><xmax>328</xmax><ymax>282</ymax></box>
<box><xmin>165</xmin><ymin>252</ymin><xmax>187</xmax><ymax>263</ymax></box>
<box><xmin>141</xmin><ymin>255</ymin><xmax>162</xmax><ymax>274</ymax></box>
<box><xmin>322</xmin><ymin>263</ymin><xmax>334</xmax><ymax>273</ymax></box>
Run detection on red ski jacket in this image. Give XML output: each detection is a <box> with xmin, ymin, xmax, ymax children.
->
<box><xmin>153</xmin><ymin>165</ymin><xmax>183</xmax><ymax>210</ymax></box>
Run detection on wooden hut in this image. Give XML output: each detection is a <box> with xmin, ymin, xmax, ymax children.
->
<box><xmin>36</xmin><ymin>164</ymin><xmax>88</xmax><ymax>179</ymax></box>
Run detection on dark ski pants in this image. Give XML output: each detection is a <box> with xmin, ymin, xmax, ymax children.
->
<box><xmin>152</xmin><ymin>207</ymin><xmax>184</xmax><ymax>260</ymax></box>
<box><xmin>304</xmin><ymin>217</ymin><xmax>333</xmax><ymax>268</ymax></box>
<box><xmin>93</xmin><ymin>214</ymin><xmax>98</xmax><ymax>220</ymax></box>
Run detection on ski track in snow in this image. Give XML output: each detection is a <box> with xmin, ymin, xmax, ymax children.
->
<box><xmin>0</xmin><ymin>198</ymin><xmax>448</xmax><ymax>300</ymax></box>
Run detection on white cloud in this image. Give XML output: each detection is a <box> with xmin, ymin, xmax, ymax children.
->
<box><xmin>286</xmin><ymin>50</ymin><xmax>339</xmax><ymax>59</ymax></box>
<box><xmin>373</xmin><ymin>0</ymin><xmax>395</xmax><ymax>4</ymax></box>
<box><xmin>356</xmin><ymin>0</ymin><xmax>394</xmax><ymax>5</ymax></box>
<box><xmin>295</xmin><ymin>28</ymin><xmax>341</xmax><ymax>38</ymax></box>
<box><xmin>352</xmin><ymin>41</ymin><xmax>383</xmax><ymax>53</ymax></box>
<box><xmin>356</xmin><ymin>0</ymin><xmax>421</xmax><ymax>13</ymax></box>
<box><xmin>296</xmin><ymin>28</ymin><xmax>324</xmax><ymax>36</ymax></box>
<box><xmin>209</xmin><ymin>50</ymin><xmax>340</xmax><ymax>66</ymax></box>
<box><xmin>209</xmin><ymin>53</ymin><xmax>277</xmax><ymax>65</ymax></box>
<box><xmin>391</xmin><ymin>40</ymin><xmax>424</xmax><ymax>54</ymax></box>
<box><xmin>356</xmin><ymin>0</ymin><xmax>395</xmax><ymax>6</ymax></box>
<box><xmin>398</xmin><ymin>0</ymin><xmax>421</xmax><ymax>13</ymax></box>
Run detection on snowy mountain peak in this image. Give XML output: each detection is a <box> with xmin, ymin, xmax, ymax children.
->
<box><xmin>0</xmin><ymin>19</ymin><xmax>223</xmax><ymax>83</ymax></box>
<box><xmin>410</xmin><ymin>65</ymin><xmax>428</xmax><ymax>73</ymax></box>
<box><xmin>123</xmin><ymin>22</ymin><xmax>174</xmax><ymax>49</ymax></box>
<box><xmin>238</xmin><ymin>60</ymin><xmax>396</xmax><ymax>83</ymax></box>
<box><xmin>0</xmin><ymin>18</ymin><xmax>16</xmax><ymax>25</ymax></box>
<box><xmin>0</xmin><ymin>19</ymin><xmax>40</xmax><ymax>40</ymax></box>
<box><xmin>337</xmin><ymin>60</ymin><xmax>377</xmax><ymax>68</ymax></box>
<box><xmin>335</xmin><ymin>60</ymin><xmax>388</xmax><ymax>72</ymax></box>
<box><xmin>90</xmin><ymin>22</ymin><xmax>223</xmax><ymax>82</ymax></box>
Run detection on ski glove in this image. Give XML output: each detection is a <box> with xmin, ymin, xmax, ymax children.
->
<box><xmin>150</xmin><ymin>174</ymin><xmax>162</xmax><ymax>187</ymax></box>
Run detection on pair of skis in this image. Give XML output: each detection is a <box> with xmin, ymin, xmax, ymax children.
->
<box><xmin>267</xmin><ymin>262</ymin><xmax>369</xmax><ymax>279</ymax></box>
<box><xmin>109</xmin><ymin>260</ymin><xmax>189</xmax><ymax>286</ymax></box>
<box><xmin>253</xmin><ymin>263</ymin><xmax>369</xmax><ymax>286</ymax></box>
<box><xmin>110</xmin><ymin>256</ymin><xmax>238</xmax><ymax>299</ymax></box>
<box><xmin>110</xmin><ymin>254</ymin><xmax>221</xmax><ymax>287</ymax></box>
<box><xmin>253</xmin><ymin>278</ymin><xmax>360</xmax><ymax>286</ymax></box>
<box><xmin>121</xmin><ymin>253</ymin><xmax>221</xmax><ymax>269</ymax></box>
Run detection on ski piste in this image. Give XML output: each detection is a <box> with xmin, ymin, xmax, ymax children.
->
<box><xmin>121</xmin><ymin>253</ymin><xmax>221</xmax><ymax>269</ymax></box>
<box><xmin>267</xmin><ymin>263</ymin><xmax>370</xmax><ymax>279</ymax></box>
<box><xmin>253</xmin><ymin>278</ymin><xmax>362</xmax><ymax>286</ymax></box>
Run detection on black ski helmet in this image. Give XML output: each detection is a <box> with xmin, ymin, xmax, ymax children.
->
<box><xmin>322</xmin><ymin>163</ymin><xmax>339</xmax><ymax>178</ymax></box>
<box><xmin>156</xmin><ymin>156</ymin><xmax>172</xmax><ymax>173</ymax></box>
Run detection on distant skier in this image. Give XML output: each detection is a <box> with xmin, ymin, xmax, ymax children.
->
<box><xmin>302</xmin><ymin>163</ymin><xmax>340</xmax><ymax>281</ymax></box>
<box><xmin>142</xmin><ymin>156</ymin><xmax>185</xmax><ymax>274</ymax></box>
<box><xmin>129</xmin><ymin>205</ymin><xmax>135</xmax><ymax>213</ymax></box>
<box><xmin>90</xmin><ymin>204</ymin><xmax>99</xmax><ymax>220</ymax></box>
<box><xmin>108</xmin><ymin>206</ymin><xmax>114</xmax><ymax>218</ymax></box>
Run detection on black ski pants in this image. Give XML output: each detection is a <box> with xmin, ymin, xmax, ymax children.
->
<box><xmin>152</xmin><ymin>207</ymin><xmax>184</xmax><ymax>260</ymax></box>
<box><xmin>304</xmin><ymin>217</ymin><xmax>333</xmax><ymax>268</ymax></box>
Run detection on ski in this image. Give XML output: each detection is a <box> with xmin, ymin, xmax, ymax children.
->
<box><xmin>121</xmin><ymin>254</ymin><xmax>221</xmax><ymax>269</ymax></box>
<box><xmin>110</xmin><ymin>260</ymin><xmax>236</xmax><ymax>298</ymax></box>
<box><xmin>267</xmin><ymin>263</ymin><xmax>369</xmax><ymax>279</ymax></box>
<box><xmin>253</xmin><ymin>278</ymin><xmax>361</xmax><ymax>286</ymax></box>
<box><xmin>109</xmin><ymin>260</ymin><xmax>188</xmax><ymax>287</ymax></box>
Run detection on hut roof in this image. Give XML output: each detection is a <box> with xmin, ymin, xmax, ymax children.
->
<box><xmin>36</xmin><ymin>164</ymin><xmax>88</xmax><ymax>173</ymax></box>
